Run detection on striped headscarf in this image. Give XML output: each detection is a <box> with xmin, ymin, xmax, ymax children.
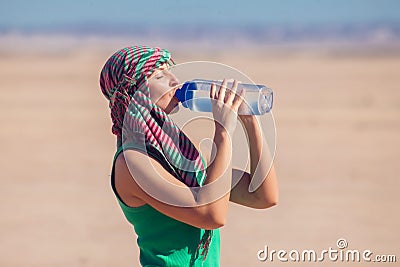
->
<box><xmin>100</xmin><ymin>45</ymin><xmax>212</xmax><ymax>260</ymax></box>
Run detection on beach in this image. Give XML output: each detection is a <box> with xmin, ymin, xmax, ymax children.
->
<box><xmin>0</xmin><ymin>42</ymin><xmax>399</xmax><ymax>266</ymax></box>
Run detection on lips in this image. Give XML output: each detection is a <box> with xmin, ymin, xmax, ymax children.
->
<box><xmin>172</xmin><ymin>88</ymin><xmax>181</xmax><ymax>102</ymax></box>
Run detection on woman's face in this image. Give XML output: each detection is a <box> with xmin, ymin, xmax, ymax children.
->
<box><xmin>147</xmin><ymin>62</ymin><xmax>180</xmax><ymax>114</ymax></box>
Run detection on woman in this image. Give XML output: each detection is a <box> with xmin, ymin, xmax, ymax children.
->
<box><xmin>100</xmin><ymin>45</ymin><xmax>278</xmax><ymax>266</ymax></box>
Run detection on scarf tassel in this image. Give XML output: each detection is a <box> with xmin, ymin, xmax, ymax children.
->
<box><xmin>197</xmin><ymin>230</ymin><xmax>213</xmax><ymax>261</ymax></box>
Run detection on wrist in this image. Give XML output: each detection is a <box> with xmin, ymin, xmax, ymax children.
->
<box><xmin>239</xmin><ymin>115</ymin><xmax>257</xmax><ymax>127</ymax></box>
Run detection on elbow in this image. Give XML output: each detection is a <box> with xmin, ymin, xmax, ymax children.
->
<box><xmin>259</xmin><ymin>199</ymin><xmax>278</xmax><ymax>209</ymax></box>
<box><xmin>206</xmin><ymin>215</ymin><xmax>226</xmax><ymax>230</ymax></box>
<box><xmin>204</xmin><ymin>221</ymin><xmax>225</xmax><ymax>230</ymax></box>
<box><xmin>255</xmin><ymin>183</ymin><xmax>279</xmax><ymax>209</ymax></box>
<box><xmin>255</xmin><ymin>194</ymin><xmax>279</xmax><ymax>209</ymax></box>
<box><xmin>196</xmin><ymin>197</ymin><xmax>229</xmax><ymax>229</ymax></box>
<box><xmin>202</xmin><ymin>212</ymin><xmax>226</xmax><ymax>230</ymax></box>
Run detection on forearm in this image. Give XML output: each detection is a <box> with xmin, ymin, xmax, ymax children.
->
<box><xmin>197</xmin><ymin>129</ymin><xmax>232</xmax><ymax>209</ymax></box>
<box><xmin>241</xmin><ymin>116</ymin><xmax>263</xmax><ymax>175</ymax></box>
<box><xmin>240</xmin><ymin>116</ymin><xmax>278</xmax><ymax>205</ymax></box>
<box><xmin>205</xmin><ymin>130</ymin><xmax>232</xmax><ymax>185</ymax></box>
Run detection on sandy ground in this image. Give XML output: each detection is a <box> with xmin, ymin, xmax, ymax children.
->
<box><xmin>0</xmin><ymin>44</ymin><xmax>399</xmax><ymax>266</ymax></box>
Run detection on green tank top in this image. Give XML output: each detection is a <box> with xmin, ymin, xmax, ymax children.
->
<box><xmin>110</xmin><ymin>145</ymin><xmax>221</xmax><ymax>267</ymax></box>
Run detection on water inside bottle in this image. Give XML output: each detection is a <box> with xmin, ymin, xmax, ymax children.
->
<box><xmin>190</xmin><ymin>90</ymin><xmax>212</xmax><ymax>112</ymax></box>
<box><xmin>189</xmin><ymin>89</ymin><xmax>265</xmax><ymax>115</ymax></box>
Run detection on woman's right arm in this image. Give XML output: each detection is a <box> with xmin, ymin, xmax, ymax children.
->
<box><xmin>117</xmin><ymin>128</ymin><xmax>231</xmax><ymax>230</ymax></box>
<box><xmin>116</xmin><ymin>79</ymin><xmax>244</xmax><ymax>230</ymax></box>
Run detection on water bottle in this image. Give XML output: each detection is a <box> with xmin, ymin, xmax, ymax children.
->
<box><xmin>174</xmin><ymin>79</ymin><xmax>273</xmax><ymax>115</ymax></box>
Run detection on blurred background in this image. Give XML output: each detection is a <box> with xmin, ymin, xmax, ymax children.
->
<box><xmin>0</xmin><ymin>0</ymin><xmax>399</xmax><ymax>266</ymax></box>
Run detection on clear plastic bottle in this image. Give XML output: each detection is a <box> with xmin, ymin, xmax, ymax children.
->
<box><xmin>174</xmin><ymin>79</ymin><xmax>273</xmax><ymax>115</ymax></box>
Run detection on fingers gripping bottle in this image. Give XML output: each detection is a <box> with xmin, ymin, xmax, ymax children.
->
<box><xmin>174</xmin><ymin>79</ymin><xmax>273</xmax><ymax>115</ymax></box>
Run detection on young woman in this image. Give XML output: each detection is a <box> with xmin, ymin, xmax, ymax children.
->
<box><xmin>100</xmin><ymin>45</ymin><xmax>278</xmax><ymax>266</ymax></box>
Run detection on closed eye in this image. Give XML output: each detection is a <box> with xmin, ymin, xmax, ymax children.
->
<box><xmin>155</xmin><ymin>69</ymin><xmax>172</xmax><ymax>79</ymax></box>
<box><xmin>151</xmin><ymin>66</ymin><xmax>172</xmax><ymax>80</ymax></box>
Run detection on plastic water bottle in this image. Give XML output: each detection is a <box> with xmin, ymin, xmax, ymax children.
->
<box><xmin>174</xmin><ymin>79</ymin><xmax>273</xmax><ymax>115</ymax></box>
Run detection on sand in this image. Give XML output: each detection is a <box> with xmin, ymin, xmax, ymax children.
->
<box><xmin>0</xmin><ymin>43</ymin><xmax>399</xmax><ymax>266</ymax></box>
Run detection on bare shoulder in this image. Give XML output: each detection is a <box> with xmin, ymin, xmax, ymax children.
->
<box><xmin>114</xmin><ymin>151</ymin><xmax>147</xmax><ymax>207</ymax></box>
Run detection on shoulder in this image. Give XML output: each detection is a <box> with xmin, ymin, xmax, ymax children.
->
<box><xmin>114</xmin><ymin>150</ymin><xmax>147</xmax><ymax>207</ymax></box>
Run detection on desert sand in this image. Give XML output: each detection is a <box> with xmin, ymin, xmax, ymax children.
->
<box><xmin>0</xmin><ymin>42</ymin><xmax>399</xmax><ymax>266</ymax></box>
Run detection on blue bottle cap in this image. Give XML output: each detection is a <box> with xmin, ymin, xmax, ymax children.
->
<box><xmin>174</xmin><ymin>85</ymin><xmax>185</xmax><ymax>102</ymax></box>
<box><xmin>174</xmin><ymin>82</ymin><xmax>194</xmax><ymax>108</ymax></box>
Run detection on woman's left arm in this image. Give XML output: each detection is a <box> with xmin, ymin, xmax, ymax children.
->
<box><xmin>229</xmin><ymin>115</ymin><xmax>279</xmax><ymax>209</ymax></box>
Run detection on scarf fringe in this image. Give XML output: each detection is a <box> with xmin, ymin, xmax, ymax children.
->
<box><xmin>197</xmin><ymin>230</ymin><xmax>213</xmax><ymax>261</ymax></box>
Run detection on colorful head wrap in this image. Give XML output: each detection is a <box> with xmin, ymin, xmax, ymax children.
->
<box><xmin>100</xmin><ymin>45</ymin><xmax>212</xmax><ymax>260</ymax></box>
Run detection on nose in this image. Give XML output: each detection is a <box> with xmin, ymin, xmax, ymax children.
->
<box><xmin>169</xmin><ymin>72</ymin><xmax>180</xmax><ymax>89</ymax></box>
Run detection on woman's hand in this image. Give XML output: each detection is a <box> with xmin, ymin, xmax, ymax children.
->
<box><xmin>210</xmin><ymin>78</ymin><xmax>246</xmax><ymax>136</ymax></box>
